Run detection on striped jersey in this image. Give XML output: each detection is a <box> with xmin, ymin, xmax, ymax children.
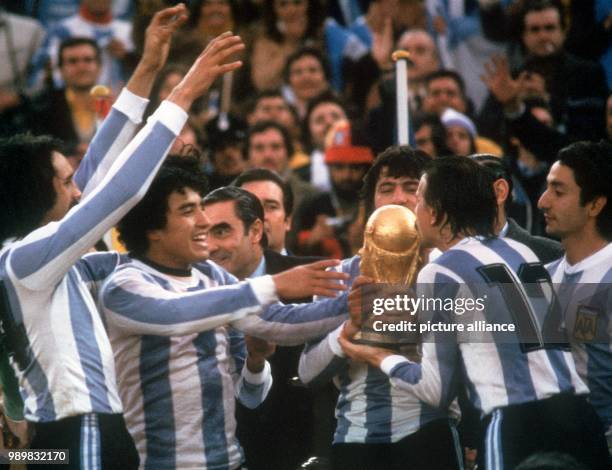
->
<box><xmin>0</xmin><ymin>90</ymin><xmax>186</xmax><ymax>422</ymax></box>
<box><xmin>299</xmin><ymin>255</ymin><xmax>459</xmax><ymax>444</ymax></box>
<box><xmin>546</xmin><ymin>242</ymin><xmax>612</xmax><ymax>440</ymax></box>
<box><xmin>381</xmin><ymin>237</ymin><xmax>587</xmax><ymax>416</ymax></box>
<box><xmin>100</xmin><ymin>257</ymin><xmax>349</xmax><ymax>469</ymax></box>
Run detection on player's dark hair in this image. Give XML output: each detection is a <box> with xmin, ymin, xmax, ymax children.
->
<box><xmin>471</xmin><ymin>154</ymin><xmax>515</xmax><ymax>211</ymax></box>
<box><xmin>232</xmin><ymin>168</ymin><xmax>294</xmax><ymax>217</ymax></box>
<box><xmin>0</xmin><ymin>134</ymin><xmax>62</xmax><ymax>242</ymax></box>
<box><xmin>361</xmin><ymin>146</ymin><xmax>430</xmax><ymax>217</ymax></box>
<box><xmin>423</xmin><ymin>156</ymin><xmax>497</xmax><ymax>238</ymax></box>
<box><xmin>203</xmin><ymin>186</ymin><xmax>268</xmax><ymax>247</ymax></box>
<box><xmin>117</xmin><ymin>156</ymin><xmax>208</xmax><ymax>256</ymax></box>
<box><xmin>558</xmin><ymin>141</ymin><xmax>612</xmax><ymax>240</ymax></box>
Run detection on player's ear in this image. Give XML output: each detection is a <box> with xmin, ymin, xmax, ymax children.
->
<box><xmin>493</xmin><ymin>178</ymin><xmax>509</xmax><ymax>206</ymax></box>
<box><xmin>250</xmin><ymin>218</ymin><xmax>264</xmax><ymax>245</ymax></box>
<box><xmin>587</xmin><ymin>195</ymin><xmax>607</xmax><ymax>218</ymax></box>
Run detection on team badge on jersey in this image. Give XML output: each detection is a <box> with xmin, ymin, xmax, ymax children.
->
<box><xmin>573</xmin><ymin>305</ymin><xmax>600</xmax><ymax>342</ymax></box>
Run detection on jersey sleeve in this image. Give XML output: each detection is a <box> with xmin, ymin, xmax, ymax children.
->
<box><xmin>232</xmin><ymin>292</ymin><xmax>348</xmax><ymax>346</ymax></box>
<box><xmin>299</xmin><ymin>323</ymin><xmax>349</xmax><ymax>386</ymax></box>
<box><xmin>7</xmin><ymin>100</ymin><xmax>187</xmax><ymax>291</ymax></box>
<box><xmin>101</xmin><ymin>269</ymin><xmax>279</xmax><ymax>337</ymax></box>
<box><xmin>75</xmin><ymin>88</ymin><xmax>149</xmax><ymax>196</ymax></box>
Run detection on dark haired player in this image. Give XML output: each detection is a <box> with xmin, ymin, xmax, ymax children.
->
<box><xmin>340</xmin><ymin>156</ymin><xmax>610</xmax><ymax>469</ymax></box>
<box><xmin>540</xmin><ymin>141</ymin><xmax>612</xmax><ymax>456</ymax></box>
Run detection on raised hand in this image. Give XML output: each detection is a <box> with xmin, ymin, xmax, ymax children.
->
<box><xmin>481</xmin><ymin>54</ymin><xmax>520</xmax><ymax>107</ymax></box>
<box><xmin>126</xmin><ymin>3</ymin><xmax>189</xmax><ymax>98</ymax></box>
<box><xmin>167</xmin><ymin>32</ymin><xmax>245</xmax><ymax>111</ymax></box>
<box><xmin>141</xmin><ymin>3</ymin><xmax>189</xmax><ymax>72</ymax></box>
<box><xmin>272</xmin><ymin>259</ymin><xmax>350</xmax><ymax>299</ymax></box>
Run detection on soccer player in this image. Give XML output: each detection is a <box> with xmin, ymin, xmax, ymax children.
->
<box><xmin>298</xmin><ymin>147</ymin><xmax>463</xmax><ymax>470</ymax></box>
<box><xmin>99</xmin><ymin>157</ymin><xmax>350</xmax><ymax>469</ymax></box>
<box><xmin>0</xmin><ymin>8</ymin><xmax>245</xmax><ymax>467</ymax></box>
<box><xmin>339</xmin><ymin>156</ymin><xmax>610</xmax><ymax>469</ymax></box>
<box><xmin>539</xmin><ymin>141</ymin><xmax>612</xmax><ymax>455</ymax></box>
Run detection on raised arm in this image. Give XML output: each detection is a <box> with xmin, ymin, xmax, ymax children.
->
<box><xmin>75</xmin><ymin>4</ymin><xmax>189</xmax><ymax>195</ymax></box>
<box><xmin>8</xmin><ymin>32</ymin><xmax>246</xmax><ymax>291</ymax></box>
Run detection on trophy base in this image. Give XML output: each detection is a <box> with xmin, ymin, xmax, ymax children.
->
<box><xmin>352</xmin><ymin>332</ymin><xmax>421</xmax><ymax>361</ymax></box>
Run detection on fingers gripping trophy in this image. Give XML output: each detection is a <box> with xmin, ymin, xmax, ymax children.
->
<box><xmin>353</xmin><ymin>205</ymin><xmax>422</xmax><ymax>359</ymax></box>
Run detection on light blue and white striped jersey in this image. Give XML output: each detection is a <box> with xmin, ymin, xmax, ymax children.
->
<box><xmin>547</xmin><ymin>242</ymin><xmax>612</xmax><ymax>443</ymax></box>
<box><xmin>0</xmin><ymin>90</ymin><xmax>187</xmax><ymax>422</ymax></box>
<box><xmin>381</xmin><ymin>237</ymin><xmax>587</xmax><ymax>416</ymax></box>
<box><xmin>100</xmin><ymin>257</ymin><xmax>348</xmax><ymax>469</ymax></box>
<box><xmin>299</xmin><ymin>256</ymin><xmax>460</xmax><ymax>444</ymax></box>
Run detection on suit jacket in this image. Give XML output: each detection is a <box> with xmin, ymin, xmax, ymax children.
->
<box><xmin>236</xmin><ymin>250</ymin><xmax>327</xmax><ymax>470</ymax></box>
<box><xmin>505</xmin><ymin>217</ymin><xmax>564</xmax><ymax>264</ymax></box>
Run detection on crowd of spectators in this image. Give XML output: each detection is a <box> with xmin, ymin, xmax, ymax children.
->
<box><xmin>2</xmin><ymin>0</ymin><xmax>609</xmax><ymax>255</ymax></box>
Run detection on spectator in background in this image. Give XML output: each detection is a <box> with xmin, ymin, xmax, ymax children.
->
<box><xmin>23</xmin><ymin>37</ymin><xmax>102</xmax><ymax>165</ymax></box>
<box><xmin>206</xmin><ymin>120</ymin><xmax>248</xmax><ymax>191</ymax></box>
<box><xmin>283</xmin><ymin>47</ymin><xmax>332</xmax><ymax>118</ymax></box>
<box><xmin>29</xmin><ymin>0</ymin><xmax>134</xmax><ymax>94</ymax></box>
<box><xmin>480</xmin><ymin>0</ymin><xmax>608</xmax><ymax>161</ymax></box>
<box><xmin>245</xmin><ymin>120</ymin><xmax>318</xmax><ymax>212</ymax></box>
<box><xmin>422</xmin><ymin>69</ymin><xmax>471</xmax><ymax>117</ymax></box>
<box><xmin>246</xmin><ymin>89</ymin><xmax>307</xmax><ymax>169</ymax></box>
<box><xmin>425</xmin><ymin>0</ymin><xmax>505</xmax><ymax>112</ymax></box>
<box><xmin>440</xmin><ymin>108</ymin><xmax>477</xmax><ymax>156</ymax></box>
<box><xmin>413</xmin><ymin>112</ymin><xmax>450</xmax><ymax>157</ymax></box>
<box><xmin>365</xmin><ymin>28</ymin><xmax>442</xmax><ymax>153</ymax></box>
<box><xmin>299</xmin><ymin>92</ymin><xmax>349</xmax><ymax>191</ymax></box>
<box><xmin>0</xmin><ymin>9</ymin><xmax>44</xmax><ymax>114</ymax></box>
<box><xmin>506</xmin><ymin>97</ymin><xmax>556</xmax><ymax>234</ymax></box>
<box><xmin>441</xmin><ymin>108</ymin><xmax>502</xmax><ymax>156</ymax></box>
<box><xmin>294</xmin><ymin>120</ymin><xmax>372</xmax><ymax>259</ymax></box>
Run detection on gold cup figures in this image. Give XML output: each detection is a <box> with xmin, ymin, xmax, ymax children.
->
<box><xmin>354</xmin><ymin>205</ymin><xmax>421</xmax><ymax>354</ymax></box>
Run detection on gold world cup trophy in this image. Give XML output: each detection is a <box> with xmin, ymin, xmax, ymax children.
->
<box><xmin>353</xmin><ymin>205</ymin><xmax>422</xmax><ymax>358</ymax></box>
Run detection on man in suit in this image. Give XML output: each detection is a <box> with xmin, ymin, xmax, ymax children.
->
<box><xmin>202</xmin><ymin>186</ymin><xmax>326</xmax><ymax>470</ymax></box>
<box><xmin>472</xmin><ymin>154</ymin><xmax>563</xmax><ymax>263</ymax></box>
<box><xmin>233</xmin><ymin>168</ymin><xmax>295</xmax><ymax>255</ymax></box>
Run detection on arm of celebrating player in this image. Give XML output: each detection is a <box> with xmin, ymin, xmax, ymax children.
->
<box><xmin>8</xmin><ymin>32</ymin><xmax>245</xmax><ymax>291</ymax></box>
<box><xmin>298</xmin><ymin>322</ymin><xmax>350</xmax><ymax>386</ymax></box>
<box><xmin>101</xmin><ymin>267</ymin><xmax>278</xmax><ymax>337</ymax></box>
<box><xmin>75</xmin><ymin>5</ymin><xmax>188</xmax><ymax>196</ymax></box>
